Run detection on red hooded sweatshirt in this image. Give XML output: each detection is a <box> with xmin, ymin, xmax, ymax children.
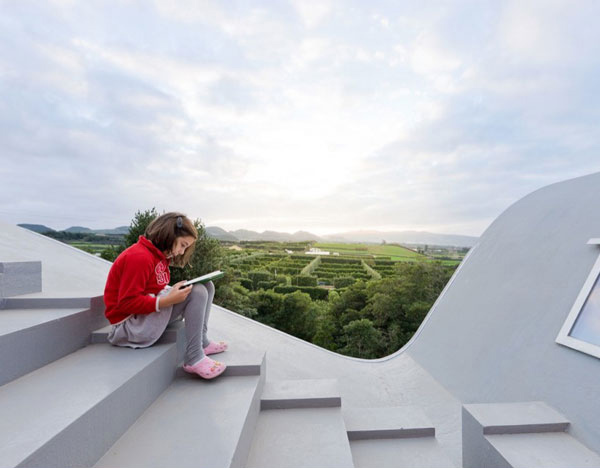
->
<box><xmin>103</xmin><ymin>235</ymin><xmax>171</xmax><ymax>324</ymax></box>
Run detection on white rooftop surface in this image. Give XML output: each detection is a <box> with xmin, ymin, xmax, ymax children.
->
<box><xmin>207</xmin><ymin>304</ymin><xmax>463</xmax><ymax>465</ymax></box>
<box><xmin>0</xmin><ymin>221</ymin><xmax>112</xmax><ymax>297</ymax></box>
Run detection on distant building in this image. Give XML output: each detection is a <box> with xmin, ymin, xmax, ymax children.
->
<box><xmin>306</xmin><ymin>248</ymin><xmax>330</xmax><ymax>255</ymax></box>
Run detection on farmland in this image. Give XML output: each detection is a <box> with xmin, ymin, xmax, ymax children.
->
<box><xmin>312</xmin><ymin>242</ymin><xmax>423</xmax><ymax>261</ymax></box>
<box><xmin>219</xmin><ymin>239</ymin><xmax>465</xmax><ymax>300</ymax></box>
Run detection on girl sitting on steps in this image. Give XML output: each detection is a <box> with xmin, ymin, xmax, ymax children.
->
<box><xmin>103</xmin><ymin>212</ymin><xmax>228</xmax><ymax>379</ymax></box>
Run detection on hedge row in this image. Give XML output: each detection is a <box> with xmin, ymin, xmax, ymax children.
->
<box><xmin>314</xmin><ymin>267</ymin><xmax>366</xmax><ymax>273</ymax></box>
<box><xmin>314</xmin><ymin>272</ymin><xmax>370</xmax><ymax>280</ymax></box>
<box><xmin>292</xmin><ymin>275</ymin><xmax>318</xmax><ymax>287</ymax></box>
<box><xmin>273</xmin><ymin>286</ymin><xmax>329</xmax><ymax>300</ymax></box>
<box><xmin>314</xmin><ymin>270</ymin><xmax>366</xmax><ymax>276</ymax></box>
<box><xmin>315</xmin><ymin>266</ymin><xmax>364</xmax><ymax>270</ymax></box>
<box><xmin>320</xmin><ymin>257</ymin><xmax>362</xmax><ymax>265</ymax></box>
<box><xmin>290</xmin><ymin>254</ymin><xmax>313</xmax><ymax>260</ymax></box>
<box><xmin>333</xmin><ymin>276</ymin><xmax>355</xmax><ymax>288</ymax></box>
<box><xmin>272</xmin><ymin>261</ymin><xmax>311</xmax><ymax>267</ymax></box>
<box><xmin>266</xmin><ymin>267</ymin><xmax>302</xmax><ymax>275</ymax></box>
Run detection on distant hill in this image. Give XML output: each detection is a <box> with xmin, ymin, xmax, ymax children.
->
<box><xmin>18</xmin><ymin>224</ymin><xmax>56</xmax><ymax>233</ymax></box>
<box><xmin>322</xmin><ymin>230</ymin><xmax>478</xmax><ymax>247</ymax></box>
<box><xmin>206</xmin><ymin>226</ymin><xmax>239</xmax><ymax>241</ymax></box>
<box><xmin>65</xmin><ymin>226</ymin><xmax>129</xmax><ymax>235</ymax></box>
<box><xmin>226</xmin><ymin>229</ymin><xmax>321</xmax><ymax>242</ymax></box>
<box><xmin>291</xmin><ymin>230</ymin><xmax>321</xmax><ymax>241</ymax></box>
<box><xmin>91</xmin><ymin>226</ymin><xmax>129</xmax><ymax>235</ymax></box>
<box><xmin>19</xmin><ymin>224</ymin><xmax>129</xmax><ymax>236</ymax></box>
<box><xmin>65</xmin><ymin>226</ymin><xmax>93</xmax><ymax>233</ymax></box>
<box><xmin>207</xmin><ymin>227</ymin><xmax>478</xmax><ymax>247</ymax></box>
<box><xmin>230</xmin><ymin>229</ymin><xmax>261</xmax><ymax>241</ymax></box>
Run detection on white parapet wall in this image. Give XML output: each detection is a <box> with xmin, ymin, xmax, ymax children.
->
<box><xmin>407</xmin><ymin>171</ymin><xmax>600</xmax><ymax>456</ymax></box>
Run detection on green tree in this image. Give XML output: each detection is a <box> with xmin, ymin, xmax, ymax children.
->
<box><xmin>328</xmin><ymin>280</ymin><xmax>369</xmax><ymax>345</ymax></box>
<box><xmin>313</xmin><ymin>308</ymin><xmax>338</xmax><ymax>351</ymax></box>
<box><xmin>341</xmin><ymin>318</ymin><xmax>381</xmax><ymax>358</ymax></box>
<box><xmin>250</xmin><ymin>290</ymin><xmax>285</xmax><ymax>327</ymax></box>
<box><xmin>280</xmin><ymin>291</ymin><xmax>317</xmax><ymax>341</ymax></box>
<box><xmin>214</xmin><ymin>284</ymin><xmax>256</xmax><ymax>319</ymax></box>
<box><xmin>124</xmin><ymin>207</ymin><xmax>159</xmax><ymax>247</ymax></box>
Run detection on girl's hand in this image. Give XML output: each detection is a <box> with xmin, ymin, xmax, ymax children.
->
<box><xmin>164</xmin><ymin>281</ymin><xmax>192</xmax><ymax>305</ymax></box>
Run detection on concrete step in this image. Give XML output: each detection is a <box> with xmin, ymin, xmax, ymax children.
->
<box><xmin>485</xmin><ymin>432</ymin><xmax>600</xmax><ymax>468</ymax></box>
<box><xmin>462</xmin><ymin>401</ymin><xmax>600</xmax><ymax>468</ymax></box>
<box><xmin>343</xmin><ymin>406</ymin><xmax>435</xmax><ymax>440</ymax></box>
<box><xmin>344</xmin><ymin>406</ymin><xmax>456</xmax><ymax>468</ymax></box>
<box><xmin>94</xmin><ymin>322</ymin><xmax>264</xmax><ymax>376</ymax></box>
<box><xmin>0</xmin><ymin>261</ymin><xmax>41</xmax><ymax>296</ymax></box>
<box><xmin>179</xmin><ymin>346</ymin><xmax>266</xmax><ymax>377</ymax></box>
<box><xmin>94</xmin><ymin>350</ymin><xmax>266</xmax><ymax>468</ymax></box>
<box><xmin>349</xmin><ymin>438</ymin><xmax>457</xmax><ymax>468</ymax></box>
<box><xmin>261</xmin><ymin>378</ymin><xmax>341</xmax><ymax>409</ymax></box>
<box><xmin>0</xmin><ymin>341</ymin><xmax>178</xmax><ymax>468</ymax></box>
<box><xmin>92</xmin><ymin>322</ymin><xmax>184</xmax><ymax>345</ymax></box>
<box><xmin>463</xmin><ymin>401</ymin><xmax>570</xmax><ymax>435</ymax></box>
<box><xmin>0</xmin><ymin>307</ymin><xmax>102</xmax><ymax>386</ymax></box>
<box><xmin>0</xmin><ymin>296</ymin><xmax>100</xmax><ymax>310</ymax></box>
<box><xmin>246</xmin><ymin>406</ymin><xmax>355</xmax><ymax>468</ymax></box>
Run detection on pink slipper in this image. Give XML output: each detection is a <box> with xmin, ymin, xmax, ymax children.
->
<box><xmin>183</xmin><ymin>356</ymin><xmax>226</xmax><ymax>379</ymax></box>
<box><xmin>204</xmin><ymin>340</ymin><xmax>228</xmax><ymax>355</ymax></box>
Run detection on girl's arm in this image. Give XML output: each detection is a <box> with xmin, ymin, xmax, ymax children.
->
<box><xmin>116</xmin><ymin>255</ymin><xmax>158</xmax><ymax>316</ymax></box>
<box><xmin>158</xmin><ymin>281</ymin><xmax>191</xmax><ymax>309</ymax></box>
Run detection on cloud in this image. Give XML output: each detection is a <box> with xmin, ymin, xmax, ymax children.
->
<box><xmin>1</xmin><ymin>0</ymin><xmax>600</xmax><ymax>235</ymax></box>
<box><xmin>291</xmin><ymin>0</ymin><xmax>334</xmax><ymax>29</ymax></box>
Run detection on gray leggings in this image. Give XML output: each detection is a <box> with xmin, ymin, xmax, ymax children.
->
<box><xmin>169</xmin><ymin>281</ymin><xmax>215</xmax><ymax>366</ymax></box>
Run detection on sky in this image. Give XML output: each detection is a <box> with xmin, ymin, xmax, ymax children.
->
<box><xmin>1</xmin><ymin>0</ymin><xmax>600</xmax><ymax>237</ymax></box>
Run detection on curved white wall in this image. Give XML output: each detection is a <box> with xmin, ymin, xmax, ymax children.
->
<box><xmin>407</xmin><ymin>172</ymin><xmax>600</xmax><ymax>453</ymax></box>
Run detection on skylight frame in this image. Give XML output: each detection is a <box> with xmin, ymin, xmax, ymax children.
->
<box><xmin>556</xmin><ymin>239</ymin><xmax>600</xmax><ymax>359</ymax></box>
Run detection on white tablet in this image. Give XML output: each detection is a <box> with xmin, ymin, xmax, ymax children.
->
<box><xmin>183</xmin><ymin>270</ymin><xmax>225</xmax><ymax>287</ymax></box>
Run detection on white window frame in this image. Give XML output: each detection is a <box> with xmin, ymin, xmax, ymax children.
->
<box><xmin>556</xmin><ymin>239</ymin><xmax>600</xmax><ymax>359</ymax></box>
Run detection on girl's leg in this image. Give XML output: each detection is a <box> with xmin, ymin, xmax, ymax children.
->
<box><xmin>170</xmin><ymin>284</ymin><xmax>211</xmax><ymax>366</ymax></box>
<box><xmin>201</xmin><ymin>281</ymin><xmax>215</xmax><ymax>348</ymax></box>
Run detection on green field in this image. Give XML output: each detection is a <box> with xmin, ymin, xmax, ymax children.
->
<box><xmin>313</xmin><ymin>242</ymin><xmax>425</xmax><ymax>261</ymax></box>
<box><xmin>67</xmin><ymin>242</ymin><xmax>119</xmax><ymax>254</ymax></box>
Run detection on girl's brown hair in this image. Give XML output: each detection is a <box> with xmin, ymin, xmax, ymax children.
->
<box><xmin>144</xmin><ymin>212</ymin><xmax>198</xmax><ymax>267</ymax></box>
